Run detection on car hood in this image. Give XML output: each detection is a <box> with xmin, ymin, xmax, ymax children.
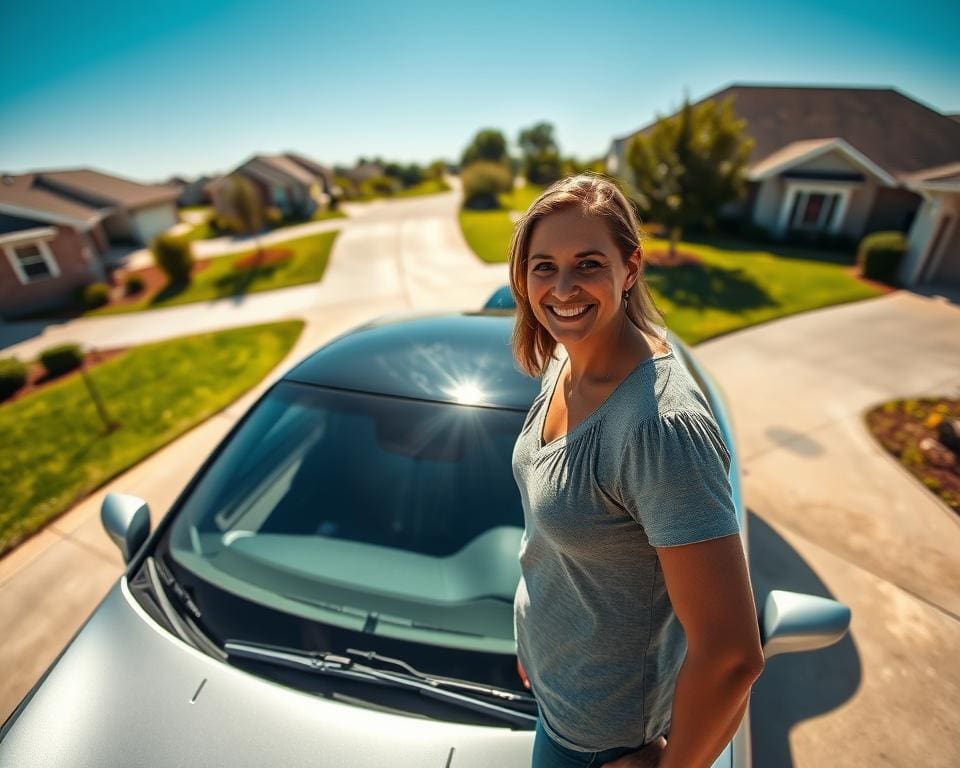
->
<box><xmin>0</xmin><ymin>580</ymin><xmax>533</xmax><ymax>767</ymax></box>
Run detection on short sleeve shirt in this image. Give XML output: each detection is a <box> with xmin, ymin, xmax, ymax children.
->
<box><xmin>511</xmin><ymin>339</ymin><xmax>740</xmax><ymax>752</ymax></box>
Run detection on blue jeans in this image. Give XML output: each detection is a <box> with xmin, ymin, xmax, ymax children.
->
<box><xmin>531</xmin><ymin>717</ymin><xmax>644</xmax><ymax>768</ymax></box>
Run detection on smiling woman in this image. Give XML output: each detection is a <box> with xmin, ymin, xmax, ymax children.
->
<box><xmin>507</xmin><ymin>174</ymin><xmax>764</xmax><ymax>768</ymax></box>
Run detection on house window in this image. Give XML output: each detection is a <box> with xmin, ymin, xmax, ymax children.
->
<box><xmin>4</xmin><ymin>241</ymin><xmax>61</xmax><ymax>284</ymax></box>
<box><xmin>790</xmin><ymin>191</ymin><xmax>841</xmax><ymax>231</ymax></box>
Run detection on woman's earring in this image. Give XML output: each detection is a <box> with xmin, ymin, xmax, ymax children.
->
<box><xmin>623</xmin><ymin>289</ymin><xmax>631</xmax><ymax>305</ymax></box>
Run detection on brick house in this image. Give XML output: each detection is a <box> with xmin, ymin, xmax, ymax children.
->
<box><xmin>0</xmin><ymin>169</ymin><xmax>180</xmax><ymax>319</ymax></box>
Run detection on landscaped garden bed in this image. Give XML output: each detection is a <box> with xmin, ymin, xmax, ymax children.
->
<box><xmin>1</xmin><ymin>346</ymin><xmax>129</xmax><ymax>405</ymax></box>
<box><xmin>865</xmin><ymin>398</ymin><xmax>960</xmax><ymax>513</ymax></box>
<box><xmin>87</xmin><ymin>230</ymin><xmax>339</xmax><ymax>316</ymax></box>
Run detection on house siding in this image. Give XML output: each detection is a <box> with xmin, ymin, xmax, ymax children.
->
<box><xmin>864</xmin><ymin>187</ymin><xmax>923</xmax><ymax>234</ymax></box>
<box><xmin>0</xmin><ymin>226</ymin><xmax>99</xmax><ymax>319</ymax></box>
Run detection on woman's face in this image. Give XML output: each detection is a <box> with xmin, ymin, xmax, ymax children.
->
<box><xmin>525</xmin><ymin>207</ymin><xmax>639</xmax><ymax>350</ymax></box>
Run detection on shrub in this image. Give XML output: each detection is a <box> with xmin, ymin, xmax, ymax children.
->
<box><xmin>362</xmin><ymin>175</ymin><xmax>399</xmax><ymax>198</ymax></box>
<box><xmin>857</xmin><ymin>231</ymin><xmax>907</xmax><ymax>284</ymax></box>
<box><xmin>152</xmin><ymin>232</ymin><xmax>194</xmax><ymax>284</ymax></box>
<box><xmin>461</xmin><ymin>161</ymin><xmax>513</xmax><ymax>210</ymax></box>
<box><xmin>39</xmin><ymin>343</ymin><xmax>84</xmax><ymax>377</ymax></box>
<box><xmin>0</xmin><ymin>356</ymin><xmax>28</xmax><ymax>400</ymax></box>
<box><xmin>125</xmin><ymin>273</ymin><xmax>145</xmax><ymax>295</ymax></box>
<box><xmin>738</xmin><ymin>222</ymin><xmax>771</xmax><ymax>243</ymax></box>
<box><xmin>81</xmin><ymin>282</ymin><xmax>110</xmax><ymax>309</ymax></box>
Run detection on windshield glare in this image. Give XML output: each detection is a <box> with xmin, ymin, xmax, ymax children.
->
<box><xmin>168</xmin><ymin>381</ymin><xmax>526</xmax><ymax>653</ymax></box>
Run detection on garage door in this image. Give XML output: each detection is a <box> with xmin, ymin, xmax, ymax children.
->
<box><xmin>132</xmin><ymin>205</ymin><xmax>178</xmax><ymax>245</ymax></box>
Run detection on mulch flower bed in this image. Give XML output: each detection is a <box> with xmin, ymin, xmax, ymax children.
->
<box><xmin>108</xmin><ymin>259</ymin><xmax>212</xmax><ymax>308</ymax></box>
<box><xmin>644</xmin><ymin>249</ymin><xmax>703</xmax><ymax>268</ymax></box>
<box><xmin>232</xmin><ymin>248</ymin><xmax>293</xmax><ymax>270</ymax></box>
<box><xmin>865</xmin><ymin>398</ymin><xmax>960</xmax><ymax>512</ymax></box>
<box><xmin>2</xmin><ymin>347</ymin><xmax>130</xmax><ymax>405</ymax></box>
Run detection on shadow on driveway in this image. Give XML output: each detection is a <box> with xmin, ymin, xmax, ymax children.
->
<box><xmin>748</xmin><ymin>511</ymin><xmax>861</xmax><ymax>768</ymax></box>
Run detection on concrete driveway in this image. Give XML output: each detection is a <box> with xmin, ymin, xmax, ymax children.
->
<box><xmin>695</xmin><ymin>286</ymin><xmax>960</xmax><ymax>767</ymax></box>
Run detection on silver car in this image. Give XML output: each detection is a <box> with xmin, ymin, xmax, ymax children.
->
<box><xmin>0</xmin><ymin>303</ymin><xmax>851</xmax><ymax>767</ymax></box>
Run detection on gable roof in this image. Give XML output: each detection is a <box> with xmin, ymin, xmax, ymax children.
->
<box><xmin>748</xmin><ymin>137</ymin><xmax>897</xmax><ymax>185</ymax></box>
<box><xmin>613</xmin><ymin>85</ymin><xmax>960</xmax><ymax>182</ymax></box>
<box><xmin>36</xmin><ymin>169</ymin><xmax>180</xmax><ymax>208</ymax></box>
<box><xmin>284</xmin><ymin>152</ymin><xmax>333</xmax><ymax>186</ymax></box>
<box><xmin>239</xmin><ymin>154</ymin><xmax>318</xmax><ymax>188</ymax></box>
<box><xmin>0</xmin><ymin>173</ymin><xmax>103</xmax><ymax>227</ymax></box>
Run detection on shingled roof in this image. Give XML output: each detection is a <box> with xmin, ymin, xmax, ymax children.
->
<box><xmin>34</xmin><ymin>169</ymin><xmax>180</xmax><ymax>208</ymax></box>
<box><xmin>613</xmin><ymin>85</ymin><xmax>960</xmax><ymax>181</ymax></box>
<box><xmin>0</xmin><ymin>173</ymin><xmax>103</xmax><ymax>226</ymax></box>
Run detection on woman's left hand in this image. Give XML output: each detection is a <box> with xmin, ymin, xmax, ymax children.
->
<box><xmin>599</xmin><ymin>736</ymin><xmax>667</xmax><ymax>768</ymax></box>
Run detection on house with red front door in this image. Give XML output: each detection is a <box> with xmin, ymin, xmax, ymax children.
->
<box><xmin>607</xmin><ymin>84</ymin><xmax>960</xmax><ymax>287</ymax></box>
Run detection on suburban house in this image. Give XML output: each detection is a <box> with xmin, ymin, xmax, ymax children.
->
<box><xmin>210</xmin><ymin>152</ymin><xmax>334</xmax><ymax>222</ymax></box>
<box><xmin>0</xmin><ymin>168</ymin><xmax>179</xmax><ymax>318</ymax></box>
<box><xmin>607</xmin><ymin>85</ymin><xmax>960</xmax><ymax>287</ymax></box>
<box><xmin>170</xmin><ymin>174</ymin><xmax>218</xmax><ymax>207</ymax></box>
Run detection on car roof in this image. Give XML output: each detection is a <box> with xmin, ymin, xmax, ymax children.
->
<box><xmin>283</xmin><ymin>310</ymin><xmax>542</xmax><ymax>410</ymax></box>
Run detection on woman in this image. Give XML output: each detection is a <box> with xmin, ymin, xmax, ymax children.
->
<box><xmin>509</xmin><ymin>174</ymin><xmax>765</xmax><ymax>768</ymax></box>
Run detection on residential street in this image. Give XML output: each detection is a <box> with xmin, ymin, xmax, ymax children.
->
<box><xmin>0</xmin><ymin>181</ymin><xmax>509</xmax><ymax>361</ymax></box>
<box><xmin>1</xmin><ymin>188</ymin><xmax>959</xmax><ymax>766</ymax></box>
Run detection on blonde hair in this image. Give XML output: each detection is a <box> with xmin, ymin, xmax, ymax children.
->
<box><xmin>508</xmin><ymin>173</ymin><xmax>666</xmax><ymax>377</ymax></box>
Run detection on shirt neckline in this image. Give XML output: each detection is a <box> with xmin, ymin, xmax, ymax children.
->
<box><xmin>537</xmin><ymin>340</ymin><xmax>675</xmax><ymax>452</ymax></box>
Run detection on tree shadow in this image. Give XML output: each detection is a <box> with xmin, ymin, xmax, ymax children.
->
<box><xmin>747</xmin><ymin>510</ymin><xmax>862</xmax><ymax>768</ymax></box>
<box><xmin>645</xmin><ymin>262</ymin><xmax>779</xmax><ymax>312</ymax></box>
<box><xmin>211</xmin><ymin>259</ymin><xmax>283</xmax><ymax>299</ymax></box>
<box><xmin>683</xmin><ymin>231</ymin><xmax>857</xmax><ymax>266</ymax></box>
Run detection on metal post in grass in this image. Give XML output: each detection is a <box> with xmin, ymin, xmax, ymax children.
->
<box><xmin>80</xmin><ymin>346</ymin><xmax>120</xmax><ymax>434</ymax></box>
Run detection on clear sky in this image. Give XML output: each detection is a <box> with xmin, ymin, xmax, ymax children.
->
<box><xmin>2</xmin><ymin>0</ymin><xmax>958</xmax><ymax>182</ymax></box>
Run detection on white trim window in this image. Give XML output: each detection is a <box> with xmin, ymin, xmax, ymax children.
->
<box><xmin>775</xmin><ymin>183</ymin><xmax>853</xmax><ymax>236</ymax></box>
<box><xmin>4</xmin><ymin>240</ymin><xmax>61</xmax><ymax>284</ymax></box>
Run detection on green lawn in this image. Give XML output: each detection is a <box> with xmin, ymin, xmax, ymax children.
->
<box><xmin>641</xmin><ymin>236</ymin><xmax>884</xmax><ymax>344</ymax></box>
<box><xmin>392</xmin><ymin>178</ymin><xmax>452</xmax><ymax>198</ymax></box>
<box><xmin>458</xmin><ymin>184</ymin><xmax>544</xmax><ymax>263</ymax></box>
<box><xmin>0</xmin><ymin>320</ymin><xmax>304</xmax><ymax>556</ymax></box>
<box><xmin>457</xmin><ymin>203</ymin><xmax>885</xmax><ymax>343</ymax></box>
<box><xmin>90</xmin><ymin>229</ymin><xmax>340</xmax><ymax>316</ymax></box>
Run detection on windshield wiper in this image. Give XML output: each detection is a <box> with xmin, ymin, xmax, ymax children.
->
<box><xmin>224</xmin><ymin>640</ymin><xmax>536</xmax><ymax>726</ymax></box>
<box><xmin>136</xmin><ymin>556</ymin><xmax>226</xmax><ymax>661</ymax></box>
<box><xmin>345</xmin><ymin>647</ymin><xmax>534</xmax><ymax>704</ymax></box>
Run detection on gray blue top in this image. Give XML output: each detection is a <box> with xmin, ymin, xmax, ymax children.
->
<box><xmin>512</xmin><ymin>339</ymin><xmax>740</xmax><ymax>752</ymax></box>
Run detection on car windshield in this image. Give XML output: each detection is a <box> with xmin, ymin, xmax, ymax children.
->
<box><xmin>168</xmin><ymin>380</ymin><xmax>527</xmax><ymax>654</ymax></box>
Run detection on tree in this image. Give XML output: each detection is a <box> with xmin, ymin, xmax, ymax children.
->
<box><xmin>219</xmin><ymin>174</ymin><xmax>265</xmax><ymax>258</ymax></box>
<box><xmin>626</xmin><ymin>96</ymin><xmax>754</xmax><ymax>257</ymax></box>
<box><xmin>518</xmin><ymin>121</ymin><xmax>562</xmax><ymax>185</ymax></box>
<box><xmin>461</xmin><ymin>129</ymin><xmax>509</xmax><ymax>166</ymax></box>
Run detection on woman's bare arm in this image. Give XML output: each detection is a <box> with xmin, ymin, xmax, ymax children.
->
<box><xmin>606</xmin><ymin>533</ymin><xmax>764</xmax><ymax>768</ymax></box>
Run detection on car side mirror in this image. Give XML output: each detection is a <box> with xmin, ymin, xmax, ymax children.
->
<box><xmin>761</xmin><ymin>590</ymin><xmax>851</xmax><ymax>660</ymax></box>
<box><xmin>101</xmin><ymin>492</ymin><xmax>151</xmax><ymax>564</ymax></box>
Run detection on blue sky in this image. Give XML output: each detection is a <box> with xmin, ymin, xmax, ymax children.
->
<box><xmin>1</xmin><ymin>0</ymin><xmax>958</xmax><ymax>181</ymax></box>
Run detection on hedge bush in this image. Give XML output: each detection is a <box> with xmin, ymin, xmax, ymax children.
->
<box><xmin>125</xmin><ymin>273</ymin><xmax>145</xmax><ymax>295</ymax></box>
<box><xmin>0</xmin><ymin>357</ymin><xmax>28</xmax><ymax>400</ymax></box>
<box><xmin>81</xmin><ymin>282</ymin><xmax>110</xmax><ymax>309</ymax></box>
<box><xmin>152</xmin><ymin>232</ymin><xmax>194</xmax><ymax>284</ymax></box>
<box><xmin>461</xmin><ymin>161</ymin><xmax>513</xmax><ymax>210</ymax></box>
<box><xmin>39</xmin><ymin>343</ymin><xmax>84</xmax><ymax>377</ymax></box>
<box><xmin>857</xmin><ymin>231</ymin><xmax>907</xmax><ymax>284</ymax></box>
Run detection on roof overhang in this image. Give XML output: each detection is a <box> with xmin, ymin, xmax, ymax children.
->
<box><xmin>748</xmin><ymin>137</ymin><xmax>897</xmax><ymax>186</ymax></box>
<box><xmin>0</xmin><ymin>226</ymin><xmax>57</xmax><ymax>247</ymax></box>
<box><xmin>0</xmin><ymin>202</ymin><xmax>98</xmax><ymax>229</ymax></box>
<box><xmin>903</xmin><ymin>162</ymin><xmax>960</xmax><ymax>196</ymax></box>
